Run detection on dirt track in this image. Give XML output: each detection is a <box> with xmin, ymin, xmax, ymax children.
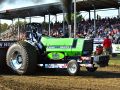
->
<box><xmin>0</xmin><ymin>65</ymin><xmax>120</xmax><ymax>90</ymax></box>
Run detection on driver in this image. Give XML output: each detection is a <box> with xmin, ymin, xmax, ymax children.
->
<box><xmin>25</xmin><ymin>23</ymin><xmax>42</xmax><ymax>49</ymax></box>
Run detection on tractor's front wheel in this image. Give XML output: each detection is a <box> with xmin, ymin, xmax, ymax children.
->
<box><xmin>67</xmin><ymin>60</ymin><xmax>80</xmax><ymax>76</ymax></box>
<box><xmin>6</xmin><ymin>41</ymin><xmax>37</xmax><ymax>75</ymax></box>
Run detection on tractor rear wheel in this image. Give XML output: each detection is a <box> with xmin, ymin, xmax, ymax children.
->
<box><xmin>6</xmin><ymin>41</ymin><xmax>37</xmax><ymax>75</ymax></box>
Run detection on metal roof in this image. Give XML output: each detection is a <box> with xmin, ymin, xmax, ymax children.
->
<box><xmin>76</xmin><ymin>0</ymin><xmax>120</xmax><ymax>11</ymax></box>
<box><xmin>0</xmin><ymin>0</ymin><xmax>119</xmax><ymax>20</ymax></box>
<box><xmin>0</xmin><ymin>3</ymin><xmax>63</xmax><ymax>19</ymax></box>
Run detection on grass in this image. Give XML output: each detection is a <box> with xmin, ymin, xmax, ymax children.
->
<box><xmin>109</xmin><ymin>54</ymin><xmax>120</xmax><ymax>66</ymax></box>
<box><xmin>109</xmin><ymin>60</ymin><xmax>120</xmax><ymax>65</ymax></box>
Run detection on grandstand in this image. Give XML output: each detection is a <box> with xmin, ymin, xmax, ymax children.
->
<box><xmin>0</xmin><ymin>0</ymin><xmax>119</xmax><ymax>19</ymax></box>
<box><xmin>0</xmin><ymin>0</ymin><xmax>120</xmax><ymax>40</ymax></box>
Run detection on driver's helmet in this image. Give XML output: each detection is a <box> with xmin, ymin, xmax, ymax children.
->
<box><xmin>25</xmin><ymin>23</ymin><xmax>42</xmax><ymax>39</ymax></box>
<box><xmin>25</xmin><ymin>23</ymin><xmax>42</xmax><ymax>33</ymax></box>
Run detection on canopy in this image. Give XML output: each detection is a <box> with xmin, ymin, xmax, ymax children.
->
<box><xmin>0</xmin><ymin>0</ymin><xmax>119</xmax><ymax>20</ymax></box>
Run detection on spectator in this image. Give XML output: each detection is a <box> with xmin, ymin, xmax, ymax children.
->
<box><xmin>103</xmin><ymin>36</ymin><xmax>112</xmax><ymax>54</ymax></box>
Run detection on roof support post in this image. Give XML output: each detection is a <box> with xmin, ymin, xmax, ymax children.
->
<box><xmin>44</xmin><ymin>15</ymin><xmax>46</xmax><ymax>22</ymax></box>
<box><xmin>88</xmin><ymin>10</ymin><xmax>91</xmax><ymax>21</ymax></box>
<box><xmin>55</xmin><ymin>14</ymin><xmax>57</xmax><ymax>22</ymax></box>
<box><xmin>24</xmin><ymin>17</ymin><xmax>26</xmax><ymax>23</ymax></box>
<box><xmin>12</xmin><ymin>19</ymin><xmax>14</xmax><ymax>25</ymax></box>
<box><xmin>93</xmin><ymin>4</ymin><xmax>96</xmax><ymax>36</ymax></box>
<box><xmin>63</xmin><ymin>12</ymin><xmax>65</xmax><ymax>35</ymax></box>
<box><xmin>29</xmin><ymin>17</ymin><xmax>31</xmax><ymax>23</ymax></box>
<box><xmin>118</xmin><ymin>7</ymin><xmax>120</xmax><ymax>18</ymax></box>
<box><xmin>48</xmin><ymin>13</ymin><xmax>51</xmax><ymax>36</ymax></box>
<box><xmin>74</xmin><ymin>0</ymin><xmax>77</xmax><ymax>38</ymax></box>
<box><xmin>0</xmin><ymin>19</ymin><xmax>1</xmax><ymax>38</ymax></box>
<box><xmin>68</xmin><ymin>25</ymin><xmax>71</xmax><ymax>38</ymax></box>
<box><xmin>12</xmin><ymin>19</ymin><xmax>14</xmax><ymax>33</ymax></box>
<box><xmin>18</xmin><ymin>18</ymin><xmax>20</xmax><ymax>40</ymax></box>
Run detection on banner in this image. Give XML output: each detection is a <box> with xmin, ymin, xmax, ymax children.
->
<box><xmin>0</xmin><ymin>41</ymin><xmax>16</xmax><ymax>48</ymax></box>
<box><xmin>112</xmin><ymin>44</ymin><xmax>120</xmax><ymax>53</ymax></box>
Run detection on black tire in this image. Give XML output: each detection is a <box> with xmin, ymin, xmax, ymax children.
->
<box><xmin>112</xmin><ymin>53</ymin><xmax>117</xmax><ymax>57</ymax></box>
<box><xmin>117</xmin><ymin>37</ymin><xmax>120</xmax><ymax>44</ymax></box>
<box><xmin>86</xmin><ymin>67</ymin><xmax>98</xmax><ymax>72</ymax></box>
<box><xmin>6</xmin><ymin>41</ymin><xmax>37</xmax><ymax>75</ymax></box>
<box><xmin>67</xmin><ymin>60</ymin><xmax>80</xmax><ymax>76</ymax></box>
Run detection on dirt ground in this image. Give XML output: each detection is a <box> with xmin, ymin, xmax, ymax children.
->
<box><xmin>0</xmin><ymin>65</ymin><xmax>120</xmax><ymax>90</ymax></box>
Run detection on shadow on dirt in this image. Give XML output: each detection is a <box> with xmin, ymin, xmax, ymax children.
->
<box><xmin>0</xmin><ymin>68</ymin><xmax>120</xmax><ymax>78</ymax></box>
<box><xmin>36</xmin><ymin>68</ymin><xmax>120</xmax><ymax>78</ymax></box>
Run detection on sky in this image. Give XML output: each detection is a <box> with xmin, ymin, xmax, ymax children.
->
<box><xmin>0</xmin><ymin>0</ymin><xmax>58</xmax><ymax>10</ymax></box>
<box><xmin>0</xmin><ymin>0</ymin><xmax>59</xmax><ymax>24</ymax></box>
<box><xmin>0</xmin><ymin>0</ymin><xmax>119</xmax><ymax>24</ymax></box>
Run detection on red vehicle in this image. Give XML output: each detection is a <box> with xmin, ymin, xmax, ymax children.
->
<box><xmin>95</xmin><ymin>45</ymin><xmax>103</xmax><ymax>55</ymax></box>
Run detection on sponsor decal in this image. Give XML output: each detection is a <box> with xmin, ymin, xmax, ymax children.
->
<box><xmin>0</xmin><ymin>41</ymin><xmax>15</xmax><ymax>48</ymax></box>
<box><xmin>112</xmin><ymin>44</ymin><xmax>120</xmax><ymax>53</ymax></box>
<box><xmin>80</xmin><ymin>56</ymin><xmax>91</xmax><ymax>61</ymax></box>
<box><xmin>47</xmin><ymin>46</ymin><xmax>71</xmax><ymax>49</ymax></box>
<box><xmin>80</xmin><ymin>64</ymin><xmax>92</xmax><ymax>67</ymax></box>
<box><xmin>44</xmin><ymin>64</ymin><xmax>67</xmax><ymax>68</ymax></box>
<box><xmin>48</xmin><ymin>52</ymin><xmax>65</xmax><ymax>60</ymax></box>
<box><xmin>116</xmin><ymin>46</ymin><xmax>120</xmax><ymax>50</ymax></box>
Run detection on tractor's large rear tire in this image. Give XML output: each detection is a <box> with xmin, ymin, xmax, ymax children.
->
<box><xmin>6</xmin><ymin>41</ymin><xmax>37</xmax><ymax>75</ymax></box>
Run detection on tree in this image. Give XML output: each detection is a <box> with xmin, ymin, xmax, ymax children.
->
<box><xmin>15</xmin><ymin>21</ymin><xmax>27</xmax><ymax>26</ymax></box>
<box><xmin>0</xmin><ymin>23</ymin><xmax>9</xmax><ymax>33</ymax></box>
<box><xmin>65</xmin><ymin>12</ymin><xmax>83</xmax><ymax>24</ymax></box>
<box><xmin>15</xmin><ymin>21</ymin><xmax>27</xmax><ymax>32</ymax></box>
<box><xmin>42</xmin><ymin>22</ymin><xmax>49</xmax><ymax>30</ymax></box>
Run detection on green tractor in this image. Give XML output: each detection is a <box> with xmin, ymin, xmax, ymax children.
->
<box><xmin>6</xmin><ymin>23</ymin><xmax>109</xmax><ymax>75</ymax></box>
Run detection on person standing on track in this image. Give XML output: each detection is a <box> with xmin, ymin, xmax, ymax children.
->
<box><xmin>103</xmin><ymin>35</ymin><xmax>112</xmax><ymax>55</ymax></box>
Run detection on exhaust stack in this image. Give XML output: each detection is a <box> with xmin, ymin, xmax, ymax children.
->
<box><xmin>60</xmin><ymin>0</ymin><xmax>72</xmax><ymax>37</ymax></box>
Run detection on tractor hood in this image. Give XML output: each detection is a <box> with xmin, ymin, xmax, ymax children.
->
<box><xmin>41</xmin><ymin>36</ymin><xmax>93</xmax><ymax>56</ymax></box>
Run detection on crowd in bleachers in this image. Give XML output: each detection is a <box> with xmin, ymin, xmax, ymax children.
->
<box><xmin>49</xmin><ymin>17</ymin><xmax>120</xmax><ymax>41</ymax></box>
<box><xmin>0</xmin><ymin>17</ymin><xmax>120</xmax><ymax>42</ymax></box>
<box><xmin>0</xmin><ymin>24</ymin><xmax>25</xmax><ymax>41</ymax></box>
<box><xmin>77</xmin><ymin>17</ymin><xmax>120</xmax><ymax>39</ymax></box>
